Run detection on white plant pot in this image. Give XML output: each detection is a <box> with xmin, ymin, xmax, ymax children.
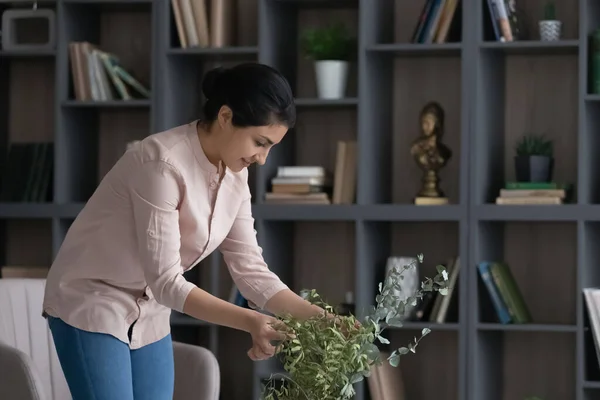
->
<box><xmin>539</xmin><ymin>20</ymin><xmax>562</xmax><ymax>41</ymax></box>
<box><xmin>314</xmin><ymin>60</ymin><xmax>349</xmax><ymax>100</ymax></box>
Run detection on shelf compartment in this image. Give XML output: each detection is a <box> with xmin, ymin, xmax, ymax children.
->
<box><xmin>258</xmin><ymin>220</ymin><xmax>356</xmax><ymax>309</ymax></box>
<box><xmin>475</xmin><ymin>221</ymin><xmax>577</xmax><ymax>326</ymax></box>
<box><xmin>480</xmin><ymin>0</ymin><xmax>579</xmax><ymax>42</ymax></box>
<box><xmin>257</xmin><ymin>108</ymin><xmax>357</xmax><ymax>206</ymax></box>
<box><xmin>358</xmin><ymin>221</ymin><xmax>462</xmax><ymax>326</ymax></box>
<box><xmin>0</xmin><ymin>219</ymin><xmax>53</xmax><ymax>274</ymax></box>
<box><xmin>294</xmin><ymin>6</ymin><xmax>358</xmax><ymax>99</ymax></box>
<box><xmin>168</xmin><ymin>0</ymin><xmax>258</xmax><ymax>50</ymax></box>
<box><xmin>472</xmin><ymin>47</ymin><xmax>578</xmax><ymax>205</ymax></box>
<box><xmin>384</xmin><ymin>329</ymin><xmax>459</xmax><ymax>400</ymax></box>
<box><xmin>472</xmin><ymin>330</ymin><xmax>575</xmax><ymax>400</ymax></box>
<box><xmin>0</xmin><ymin>13</ymin><xmax>56</xmax><ymax>204</ymax></box>
<box><xmin>361</xmin><ymin>53</ymin><xmax>463</xmax><ymax>205</ymax></box>
<box><xmin>363</xmin><ymin>0</ymin><xmax>462</xmax><ymax>46</ymax></box>
<box><xmin>582</xmin><ymin>102</ymin><xmax>600</xmax><ymax>203</ymax></box>
<box><xmin>61</xmin><ymin>0</ymin><xmax>153</xmax><ymax>103</ymax></box>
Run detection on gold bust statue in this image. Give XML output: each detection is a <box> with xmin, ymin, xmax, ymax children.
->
<box><xmin>410</xmin><ymin>101</ymin><xmax>452</xmax><ymax>201</ymax></box>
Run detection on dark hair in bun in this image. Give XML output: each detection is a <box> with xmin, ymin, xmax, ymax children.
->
<box><xmin>200</xmin><ymin>63</ymin><xmax>296</xmax><ymax>129</ymax></box>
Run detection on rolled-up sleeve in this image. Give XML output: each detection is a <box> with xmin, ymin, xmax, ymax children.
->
<box><xmin>219</xmin><ymin>195</ymin><xmax>288</xmax><ymax>310</ymax></box>
<box><xmin>130</xmin><ymin>159</ymin><xmax>197</xmax><ymax>312</ymax></box>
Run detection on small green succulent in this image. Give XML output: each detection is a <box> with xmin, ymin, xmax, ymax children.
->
<box><xmin>515</xmin><ymin>134</ymin><xmax>553</xmax><ymax>157</ymax></box>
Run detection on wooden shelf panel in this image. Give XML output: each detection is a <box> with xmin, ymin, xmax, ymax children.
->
<box><xmin>473</xmin><ymin>330</ymin><xmax>576</xmax><ymax>400</ymax></box>
<box><xmin>479</xmin><ymin>40</ymin><xmax>580</xmax><ymax>55</ymax></box>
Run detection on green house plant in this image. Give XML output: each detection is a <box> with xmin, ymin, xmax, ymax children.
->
<box><xmin>514</xmin><ymin>134</ymin><xmax>554</xmax><ymax>182</ymax></box>
<box><xmin>261</xmin><ymin>254</ymin><xmax>449</xmax><ymax>400</ymax></box>
<box><xmin>539</xmin><ymin>0</ymin><xmax>561</xmax><ymax>41</ymax></box>
<box><xmin>300</xmin><ymin>22</ymin><xmax>355</xmax><ymax>100</ymax></box>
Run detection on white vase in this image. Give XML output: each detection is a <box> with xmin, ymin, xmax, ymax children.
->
<box><xmin>539</xmin><ymin>20</ymin><xmax>562</xmax><ymax>41</ymax></box>
<box><xmin>314</xmin><ymin>60</ymin><xmax>349</xmax><ymax>100</ymax></box>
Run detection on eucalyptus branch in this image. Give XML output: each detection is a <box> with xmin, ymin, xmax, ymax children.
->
<box><xmin>261</xmin><ymin>253</ymin><xmax>450</xmax><ymax>400</ymax></box>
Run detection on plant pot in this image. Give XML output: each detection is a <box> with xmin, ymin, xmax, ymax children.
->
<box><xmin>539</xmin><ymin>20</ymin><xmax>562</xmax><ymax>41</ymax></box>
<box><xmin>514</xmin><ymin>155</ymin><xmax>554</xmax><ymax>182</ymax></box>
<box><xmin>314</xmin><ymin>60</ymin><xmax>349</xmax><ymax>99</ymax></box>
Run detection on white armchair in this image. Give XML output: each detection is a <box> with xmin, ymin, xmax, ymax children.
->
<box><xmin>0</xmin><ymin>278</ymin><xmax>220</xmax><ymax>400</ymax></box>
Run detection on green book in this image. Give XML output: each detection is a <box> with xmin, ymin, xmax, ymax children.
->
<box><xmin>504</xmin><ymin>182</ymin><xmax>570</xmax><ymax>190</ymax></box>
<box><xmin>490</xmin><ymin>262</ymin><xmax>532</xmax><ymax>324</ymax></box>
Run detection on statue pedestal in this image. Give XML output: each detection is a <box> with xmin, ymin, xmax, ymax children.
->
<box><xmin>414</xmin><ymin>197</ymin><xmax>449</xmax><ymax>205</ymax></box>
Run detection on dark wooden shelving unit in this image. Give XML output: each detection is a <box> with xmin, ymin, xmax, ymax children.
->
<box><xmin>2</xmin><ymin>0</ymin><xmax>599</xmax><ymax>399</ymax></box>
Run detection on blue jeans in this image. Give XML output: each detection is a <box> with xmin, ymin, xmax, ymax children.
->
<box><xmin>47</xmin><ymin>316</ymin><xmax>174</xmax><ymax>400</ymax></box>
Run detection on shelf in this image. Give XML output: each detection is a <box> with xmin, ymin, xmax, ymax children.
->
<box><xmin>477</xmin><ymin>323</ymin><xmax>578</xmax><ymax>333</ymax></box>
<box><xmin>294</xmin><ymin>97</ymin><xmax>358</xmax><ymax>107</ymax></box>
<box><xmin>252</xmin><ymin>204</ymin><xmax>356</xmax><ymax>221</ymax></box>
<box><xmin>474</xmin><ymin>204</ymin><xmax>582</xmax><ymax>221</ymax></box>
<box><xmin>271</xmin><ymin>0</ymin><xmax>358</xmax><ymax>8</ymax></box>
<box><xmin>479</xmin><ymin>40</ymin><xmax>580</xmax><ymax>55</ymax></box>
<box><xmin>166</xmin><ymin>46</ymin><xmax>259</xmax><ymax>57</ymax></box>
<box><xmin>252</xmin><ymin>204</ymin><xmax>464</xmax><ymax>221</ymax></box>
<box><xmin>62</xmin><ymin>100</ymin><xmax>151</xmax><ymax>108</ymax></box>
<box><xmin>393</xmin><ymin>322</ymin><xmax>460</xmax><ymax>331</ymax></box>
<box><xmin>366</xmin><ymin>43</ymin><xmax>462</xmax><ymax>57</ymax></box>
<box><xmin>0</xmin><ymin>50</ymin><xmax>56</xmax><ymax>58</ymax></box>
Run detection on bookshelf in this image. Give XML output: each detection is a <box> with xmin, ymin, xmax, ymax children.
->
<box><xmin>1</xmin><ymin>0</ymin><xmax>599</xmax><ymax>399</ymax></box>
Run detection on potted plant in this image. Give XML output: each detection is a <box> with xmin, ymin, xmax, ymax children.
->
<box><xmin>514</xmin><ymin>134</ymin><xmax>554</xmax><ymax>182</ymax></box>
<box><xmin>539</xmin><ymin>0</ymin><xmax>561</xmax><ymax>41</ymax></box>
<box><xmin>262</xmin><ymin>254</ymin><xmax>449</xmax><ymax>400</ymax></box>
<box><xmin>300</xmin><ymin>22</ymin><xmax>355</xmax><ymax>100</ymax></box>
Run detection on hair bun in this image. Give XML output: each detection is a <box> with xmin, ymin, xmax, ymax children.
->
<box><xmin>202</xmin><ymin>66</ymin><xmax>226</xmax><ymax>99</ymax></box>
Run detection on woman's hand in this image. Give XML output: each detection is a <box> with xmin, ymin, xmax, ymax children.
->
<box><xmin>246</xmin><ymin>312</ymin><xmax>289</xmax><ymax>361</ymax></box>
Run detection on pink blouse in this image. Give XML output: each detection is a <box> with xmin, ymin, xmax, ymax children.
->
<box><xmin>42</xmin><ymin>121</ymin><xmax>288</xmax><ymax>349</ymax></box>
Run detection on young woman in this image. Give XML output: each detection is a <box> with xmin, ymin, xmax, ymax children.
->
<box><xmin>42</xmin><ymin>63</ymin><xmax>328</xmax><ymax>400</ymax></box>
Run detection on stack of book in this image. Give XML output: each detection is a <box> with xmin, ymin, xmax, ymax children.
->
<box><xmin>264</xmin><ymin>140</ymin><xmax>357</xmax><ymax>205</ymax></box>
<box><xmin>495</xmin><ymin>182</ymin><xmax>571</xmax><ymax>205</ymax></box>
<box><xmin>264</xmin><ymin>166</ymin><xmax>331</xmax><ymax>204</ymax></box>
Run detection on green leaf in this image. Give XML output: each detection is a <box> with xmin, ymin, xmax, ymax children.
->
<box><xmin>422</xmin><ymin>327</ymin><xmax>431</xmax><ymax>336</ymax></box>
<box><xmin>377</xmin><ymin>335</ymin><xmax>390</xmax><ymax>344</ymax></box>
<box><xmin>388</xmin><ymin>353</ymin><xmax>400</xmax><ymax>367</ymax></box>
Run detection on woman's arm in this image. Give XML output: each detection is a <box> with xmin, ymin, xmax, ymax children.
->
<box><xmin>263</xmin><ymin>288</ymin><xmax>327</xmax><ymax>320</ymax></box>
<box><xmin>218</xmin><ymin>182</ymin><xmax>329</xmax><ymax>321</ymax></box>
<box><xmin>182</xmin><ymin>286</ymin><xmax>257</xmax><ymax>332</ymax></box>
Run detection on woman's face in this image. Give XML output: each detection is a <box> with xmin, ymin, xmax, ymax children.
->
<box><xmin>217</xmin><ymin>107</ymin><xmax>288</xmax><ymax>172</ymax></box>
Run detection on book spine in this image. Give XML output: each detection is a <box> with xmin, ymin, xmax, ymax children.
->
<box><xmin>477</xmin><ymin>262</ymin><xmax>512</xmax><ymax>324</ymax></box>
<box><xmin>592</xmin><ymin>30</ymin><xmax>600</xmax><ymax>94</ymax></box>
<box><xmin>491</xmin><ymin>262</ymin><xmax>532</xmax><ymax>323</ymax></box>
